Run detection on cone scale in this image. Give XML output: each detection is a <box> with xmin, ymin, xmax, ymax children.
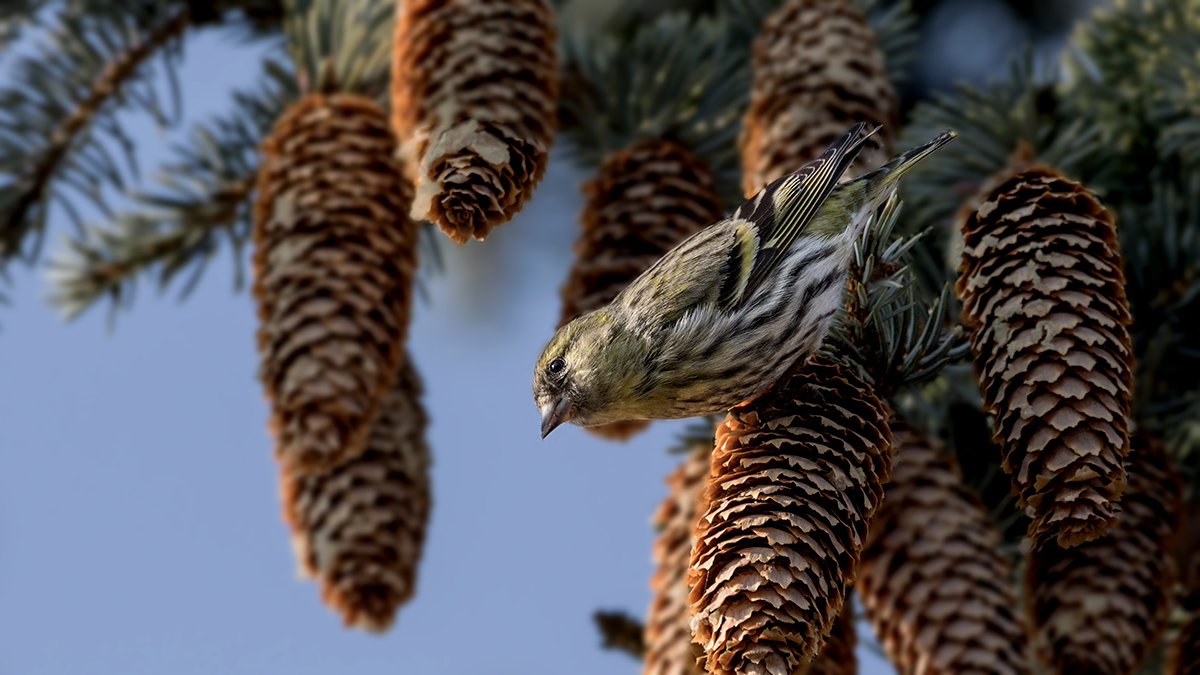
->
<box><xmin>1025</xmin><ymin>432</ymin><xmax>1182</xmax><ymax>675</ymax></box>
<box><xmin>802</xmin><ymin>603</ymin><xmax>857</xmax><ymax>675</ymax></box>
<box><xmin>739</xmin><ymin>0</ymin><xmax>897</xmax><ymax>196</ymax></box>
<box><xmin>858</xmin><ymin>420</ymin><xmax>1029</xmax><ymax>675</ymax></box>
<box><xmin>644</xmin><ymin>438</ymin><xmax>713</xmax><ymax>675</ymax></box>
<box><xmin>392</xmin><ymin>0</ymin><xmax>558</xmax><ymax>243</ymax></box>
<box><xmin>282</xmin><ymin>356</ymin><xmax>431</xmax><ymax>632</ymax></box>
<box><xmin>956</xmin><ymin>166</ymin><xmax>1134</xmax><ymax>547</ymax></box>
<box><xmin>253</xmin><ymin>94</ymin><xmax>418</xmax><ymax>473</ymax></box>
<box><xmin>689</xmin><ymin>355</ymin><xmax>892</xmax><ymax>675</ymax></box>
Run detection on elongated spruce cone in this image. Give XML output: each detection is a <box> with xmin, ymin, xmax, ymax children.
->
<box><xmin>282</xmin><ymin>356</ymin><xmax>431</xmax><ymax>632</ymax></box>
<box><xmin>561</xmin><ymin>139</ymin><xmax>722</xmax><ymax>328</ymax></box>
<box><xmin>740</xmin><ymin>0</ymin><xmax>897</xmax><ymax>195</ymax></box>
<box><xmin>689</xmin><ymin>355</ymin><xmax>892</xmax><ymax>675</ymax></box>
<box><xmin>802</xmin><ymin>603</ymin><xmax>857</xmax><ymax>675</ymax></box>
<box><xmin>562</xmin><ymin>140</ymin><xmax>723</xmax><ymax>440</ymax></box>
<box><xmin>1026</xmin><ymin>432</ymin><xmax>1181</xmax><ymax>675</ymax></box>
<box><xmin>254</xmin><ymin>94</ymin><xmax>418</xmax><ymax>472</ymax></box>
<box><xmin>393</xmin><ymin>0</ymin><xmax>558</xmax><ymax>243</ymax></box>
<box><xmin>645</xmin><ymin>436</ymin><xmax>713</xmax><ymax>675</ymax></box>
<box><xmin>1170</xmin><ymin>612</ymin><xmax>1200</xmax><ymax>675</ymax></box>
<box><xmin>956</xmin><ymin>166</ymin><xmax>1134</xmax><ymax>547</ymax></box>
<box><xmin>858</xmin><ymin>420</ymin><xmax>1029</xmax><ymax>675</ymax></box>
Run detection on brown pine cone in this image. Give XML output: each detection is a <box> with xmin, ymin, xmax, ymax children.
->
<box><xmin>644</xmin><ymin>434</ymin><xmax>713</xmax><ymax>675</ymax></box>
<box><xmin>1026</xmin><ymin>431</ymin><xmax>1182</xmax><ymax>675</ymax></box>
<box><xmin>689</xmin><ymin>355</ymin><xmax>892</xmax><ymax>675</ymax></box>
<box><xmin>858</xmin><ymin>420</ymin><xmax>1029</xmax><ymax>675</ymax></box>
<box><xmin>561</xmin><ymin>139</ymin><xmax>723</xmax><ymax>440</ymax></box>
<box><xmin>802</xmin><ymin>603</ymin><xmax>857</xmax><ymax>675</ymax></box>
<box><xmin>282</xmin><ymin>356</ymin><xmax>431</xmax><ymax>632</ymax></box>
<box><xmin>740</xmin><ymin>0</ymin><xmax>897</xmax><ymax>196</ymax></box>
<box><xmin>392</xmin><ymin>0</ymin><xmax>558</xmax><ymax>243</ymax></box>
<box><xmin>254</xmin><ymin>94</ymin><xmax>418</xmax><ymax>473</ymax></box>
<box><xmin>1169</xmin><ymin>611</ymin><xmax>1200</xmax><ymax>675</ymax></box>
<box><xmin>956</xmin><ymin>166</ymin><xmax>1134</xmax><ymax>547</ymax></box>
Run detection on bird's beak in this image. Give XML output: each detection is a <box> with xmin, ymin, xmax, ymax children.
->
<box><xmin>540</xmin><ymin>397</ymin><xmax>571</xmax><ymax>439</ymax></box>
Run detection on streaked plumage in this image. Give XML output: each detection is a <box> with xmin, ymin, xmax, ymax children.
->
<box><xmin>534</xmin><ymin>123</ymin><xmax>955</xmax><ymax>437</ymax></box>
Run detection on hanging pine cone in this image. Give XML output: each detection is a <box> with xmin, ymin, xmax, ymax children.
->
<box><xmin>1025</xmin><ymin>431</ymin><xmax>1182</xmax><ymax>675</ymax></box>
<box><xmin>802</xmin><ymin>603</ymin><xmax>857</xmax><ymax>675</ymax></box>
<box><xmin>858</xmin><ymin>420</ymin><xmax>1029</xmax><ymax>675</ymax></box>
<box><xmin>392</xmin><ymin>0</ymin><xmax>558</xmax><ymax>243</ymax></box>
<box><xmin>739</xmin><ymin>0</ymin><xmax>897</xmax><ymax>196</ymax></box>
<box><xmin>254</xmin><ymin>94</ymin><xmax>418</xmax><ymax>473</ymax></box>
<box><xmin>689</xmin><ymin>355</ymin><xmax>892</xmax><ymax>675</ymax></box>
<box><xmin>1169</xmin><ymin>612</ymin><xmax>1200</xmax><ymax>675</ymax></box>
<box><xmin>560</xmin><ymin>139</ymin><xmax>723</xmax><ymax>441</ymax></box>
<box><xmin>282</xmin><ymin>355</ymin><xmax>431</xmax><ymax>632</ymax></box>
<box><xmin>644</xmin><ymin>434</ymin><xmax>713</xmax><ymax>675</ymax></box>
<box><xmin>956</xmin><ymin>165</ymin><xmax>1134</xmax><ymax>547</ymax></box>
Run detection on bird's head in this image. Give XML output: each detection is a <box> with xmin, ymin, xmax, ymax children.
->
<box><xmin>533</xmin><ymin>310</ymin><xmax>643</xmax><ymax>438</ymax></box>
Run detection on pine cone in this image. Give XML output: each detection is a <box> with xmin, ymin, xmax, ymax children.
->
<box><xmin>858</xmin><ymin>420</ymin><xmax>1029</xmax><ymax>675</ymax></box>
<box><xmin>254</xmin><ymin>94</ymin><xmax>418</xmax><ymax>473</ymax></box>
<box><xmin>392</xmin><ymin>0</ymin><xmax>558</xmax><ymax>243</ymax></box>
<box><xmin>561</xmin><ymin>139</ymin><xmax>723</xmax><ymax>441</ymax></box>
<box><xmin>645</xmin><ymin>436</ymin><xmax>713</xmax><ymax>675</ymax></box>
<box><xmin>802</xmin><ymin>603</ymin><xmax>857</xmax><ymax>675</ymax></box>
<box><xmin>282</xmin><ymin>356</ymin><xmax>431</xmax><ymax>632</ymax></box>
<box><xmin>956</xmin><ymin>166</ymin><xmax>1134</xmax><ymax>547</ymax></box>
<box><xmin>1026</xmin><ymin>431</ymin><xmax>1182</xmax><ymax>675</ymax></box>
<box><xmin>689</xmin><ymin>355</ymin><xmax>892</xmax><ymax>675</ymax></box>
<box><xmin>1169</xmin><ymin>612</ymin><xmax>1200</xmax><ymax>675</ymax></box>
<box><xmin>740</xmin><ymin>0</ymin><xmax>897</xmax><ymax>196</ymax></box>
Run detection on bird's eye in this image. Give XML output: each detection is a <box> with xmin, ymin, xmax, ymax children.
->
<box><xmin>548</xmin><ymin>357</ymin><xmax>566</xmax><ymax>375</ymax></box>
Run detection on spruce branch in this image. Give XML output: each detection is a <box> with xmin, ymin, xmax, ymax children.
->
<box><xmin>46</xmin><ymin>59</ymin><xmax>297</xmax><ymax>320</ymax></box>
<box><xmin>0</xmin><ymin>0</ymin><xmax>51</xmax><ymax>55</ymax></box>
<box><xmin>1123</xmin><ymin>167</ymin><xmax>1200</xmax><ymax>434</ymax></box>
<box><xmin>558</xmin><ymin>12</ymin><xmax>748</xmax><ymax>207</ymax></box>
<box><xmin>282</xmin><ymin>0</ymin><xmax>392</xmax><ymax>98</ymax></box>
<box><xmin>898</xmin><ymin>53</ymin><xmax>1106</xmax><ymax>232</ymax></box>
<box><xmin>824</xmin><ymin>193</ymin><xmax>970</xmax><ymax>397</ymax></box>
<box><xmin>0</xmin><ymin>1</ymin><xmax>189</xmax><ymax>271</ymax></box>
<box><xmin>1065</xmin><ymin>0</ymin><xmax>1200</xmax><ymax>171</ymax></box>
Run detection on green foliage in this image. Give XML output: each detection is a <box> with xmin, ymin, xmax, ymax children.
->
<box><xmin>281</xmin><ymin>0</ymin><xmax>393</xmax><ymax>98</ymax></box>
<box><xmin>898</xmin><ymin>55</ymin><xmax>1106</xmax><ymax>233</ymax></box>
<box><xmin>0</xmin><ymin>0</ymin><xmax>189</xmax><ymax>273</ymax></box>
<box><xmin>1065</xmin><ymin>0</ymin><xmax>1200</xmax><ymax>177</ymax></box>
<box><xmin>824</xmin><ymin>193</ymin><xmax>969</xmax><ymax>396</ymax></box>
<box><xmin>558</xmin><ymin>12</ymin><xmax>748</xmax><ymax>207</ymax></box>
<box><xmin>46</xmin><ymin>59</ymin><xmax>298</xmax><ymax>320</ymax></box>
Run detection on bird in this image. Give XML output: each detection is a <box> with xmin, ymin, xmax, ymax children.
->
<box><xmin>534</xmin><ymin>122</ymin><xmax>955</xmax><ymax>438</ymax></box>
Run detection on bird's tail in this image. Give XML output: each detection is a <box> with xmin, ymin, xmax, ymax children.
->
<box><xmin>861</xmin><ymin>130</ymin><xmax>957</xmax><ymax>202</ymax></box>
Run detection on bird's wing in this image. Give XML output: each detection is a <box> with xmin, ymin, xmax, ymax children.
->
<box><xmin>729</xmin><ymin>122</ymin><xmax>878</xmax><ymax>309</ymax></box>
<box><xmin>615</xmin><ymin>218</ymin><xmax>758</xmax><ymax>324</ymax></box>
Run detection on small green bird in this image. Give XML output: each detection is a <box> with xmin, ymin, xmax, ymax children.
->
<box><xmin>534</xmin><ymin>123</ymin><xmax>955</xmax><ymax>438</ymax></box>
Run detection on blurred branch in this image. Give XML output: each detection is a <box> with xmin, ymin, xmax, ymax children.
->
<box><xmin>46</xmin><ymin>58</ymin><xmax>297</xmax><ymax>320</ymax></box>
<box><xmin>593</xmin><ymin>610</ymin><xmax>646</xmax><ymax>660</ymax></box>
<box><xmin>1</xmin><ymin>1</ymin><xmax>189</xmax><ymax>274</ymax></box>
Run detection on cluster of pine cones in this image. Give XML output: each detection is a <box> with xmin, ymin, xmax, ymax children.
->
<box><xmin>245</xmin><ymin>1</ymin><xmax>1197</xmax><ymax>674</ymax></box>
<box><xmin>251</xmin><ymin>0</ymin><xmax>559</xmax><ymax>630</ymax></box>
